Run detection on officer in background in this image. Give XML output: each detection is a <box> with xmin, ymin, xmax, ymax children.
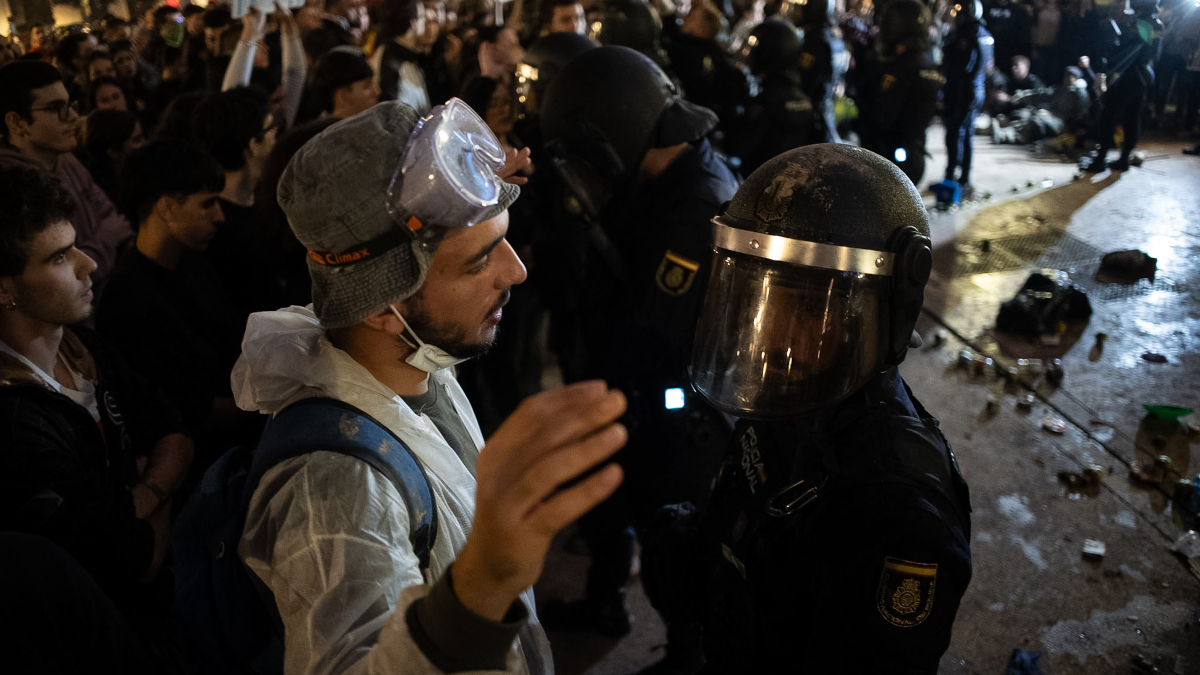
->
<box><xmin>1088</xmin><ymin>0</ymin><xmax>1162</xmax><ymax>172</ymax></box>
<box><xmin>733</xmin><ymin>19</ymin><xmax>816</xmax><ymax>176</ymax></box>
<box><xmin>794</xmin><ymin>0</ymin><xmax>848</xmax><ymax>143</ymax></box>
<box><xmin>942</xmin><ymin>0</ymin><xmax>993</xmax><ymax>199</ymax></box>
<box><xmin>861</xmin><ymin>0</ymin><xmax>944</xmax><ymax>185</ymax></box>
<box><xmin>664</xmin><ymin>1</ymin><xmax>754</xmax><ymax>153</ymax></box>
<box><xmin>594</xmin><ymin>0</ymin><xmax>675</xmax><ymax>76</ymax></box>
<box><xmin>537</xmin><ymin>45</ymin><xmax>737</xmax><ymax>641</ymax></box>
<box><xmin>650</xmin><ymin>144</ymin><xmax>972</xmax><ymax>674</ymax></box>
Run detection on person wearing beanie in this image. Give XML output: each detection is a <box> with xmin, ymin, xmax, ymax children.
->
<box><xmin>311</xmin><ymin>46</ymin><xmax>379</xmax><ymax>119</ymax></box>
<box><xmin>231</xmin><ymin>101</ymin><xmax>624</xmax><ymax>675</ymax></box>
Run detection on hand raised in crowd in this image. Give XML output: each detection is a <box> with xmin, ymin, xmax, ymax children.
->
<box><xmin>498</xmin><ymin>146</ymin><xmax>532</xmax><ymax>185</ymax></box>
<box><xmin>240</xmin><ymin>6</ymin><xmax>268</xmax><ymax>43</ymax></box>
<box><xmin>273</xmin><ymin>2</ymin><xmax>299</xmax><ymax>36</ymax></box>
<box><xmin>453</xmin><ymin>381</ymin><xmax>627</xmax><ymax>621</ymax></box>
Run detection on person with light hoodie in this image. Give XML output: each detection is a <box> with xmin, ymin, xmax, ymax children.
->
<box><xmin>232</xmin><ymin>99</ymin><xmax>620</xmax><ymax>675</ymax></box>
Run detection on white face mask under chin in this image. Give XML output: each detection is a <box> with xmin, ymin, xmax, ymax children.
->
<box><xmin>390</xmin><ymin>305</ymin><xmax>467</xmax><ymax>373</ymax></box>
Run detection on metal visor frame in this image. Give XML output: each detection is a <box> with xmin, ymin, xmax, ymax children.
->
<box><xmin>712</xmin><ymin>217</ymin><xmax>895</xmax><ymax>276</ymax></box>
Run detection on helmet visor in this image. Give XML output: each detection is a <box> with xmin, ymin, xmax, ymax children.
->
<box><xmin>388</xmin><ymin>97</ymin><xmax>506</xmax><ymax>234</ymax></box>
<box><xmin>690</xmin><ymin>251</ymin><xmax>887</xmax><ymax>420</ymax></box>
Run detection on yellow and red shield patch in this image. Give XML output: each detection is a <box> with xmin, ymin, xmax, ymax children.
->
<box><xmin>876</xmin><ymin>557</ymin><xmax>937</xmax><ymax>627</ymax></box>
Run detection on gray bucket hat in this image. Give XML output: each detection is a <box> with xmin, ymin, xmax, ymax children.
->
<box><xmin>278</xmin><ymin>101</ymin><xmax>520</xmax><ymax>328</ymax></box>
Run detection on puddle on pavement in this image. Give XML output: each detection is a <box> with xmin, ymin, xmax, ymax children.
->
<box><xmin>1040</xmin><ymin>595</ymin><xmax>1193</xmax><ymax>668</ymax></box>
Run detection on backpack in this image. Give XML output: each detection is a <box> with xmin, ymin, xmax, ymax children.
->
<box><xmin>170</xmin><ymin>397</ymin><xmax>438</xmax><ymax>675</ymax></box>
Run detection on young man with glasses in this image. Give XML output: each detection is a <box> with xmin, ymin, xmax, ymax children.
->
<box><xmin>0</xmin><ymin>61</ymin><xmax>134</xmax><ymax>292</ymax></box>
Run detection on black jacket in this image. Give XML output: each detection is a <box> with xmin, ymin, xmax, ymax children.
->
<box><xmin>0</xmin><ymin>327</ymin><xmax>185</xmax><ymax>607</ymax></box>
<box><xmin>698</xmin><ymin>369</ymin><xmax>972</xmax><ymax>674</ymax></box>
<box><xmin>736</xmin><ymin>73</ymin><xmax>816</xmax><ymax>176</ymax></box>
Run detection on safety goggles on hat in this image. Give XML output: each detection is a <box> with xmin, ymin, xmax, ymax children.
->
<box><xmin>386</xmin><ymin>97</ymin><xmax>507</xmax><ymax>237</ymax></box>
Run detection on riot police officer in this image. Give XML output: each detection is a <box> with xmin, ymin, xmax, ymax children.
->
<box><xmin>733</xmin><ymin>19</ymin><xmax>816</xmax><ymax>176</ymax></box>
<box><xmin>537</xmin><ymin>45</ymin><xmax>737</xmax><ymax>640</ymax></box>
<box><xmin>1089</xmin><ymin>0</ymin><xmax>1162</xmax><ymax>172</ymax></box>
<box><xmin>861</xmin><ymin>0</ymin><xmax>944</xmax><ymax>185</ymax></box>
<box><xmin>942</xmin><ymin>0</ymin><xmax>993</xmax><ymax>198</ymax></box>
<box><xmin>794</xmin><ymin>0</ymin><xmax>848</xmax><ymax>143</ymax></box>
<box><xmin>650</xmin><ymin>144</ymin><xmax>972</xmax><ymax>673</ymax></box>
<box><xmin>593</xmin><ymin>0</ymin><xmax>674</xmax><ymax>76</ymax></box>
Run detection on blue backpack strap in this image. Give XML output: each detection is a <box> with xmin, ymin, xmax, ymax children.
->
<box><xmin>244</xmin><ymin>396</ymin><xmax>438</xmax><ymax>571</ymax></box>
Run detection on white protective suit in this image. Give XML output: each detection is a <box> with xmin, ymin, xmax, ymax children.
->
<box><xmin>233</xmin><ymin>306</ymin><xmax>551</xmax><ymax>675</ymax></box>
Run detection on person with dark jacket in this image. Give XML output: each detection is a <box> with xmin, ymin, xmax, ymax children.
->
<box><xmin>795</xmin><ymin>0</ymin><xmax>847</xmax><ymax>143</ymax></box>
<box><xmin>735</xmin><ymin>20</ymin><xmax>817</xmax><ymax>176</ymax></box>
<box><xmin>0</xmin><ymin>164</ymin><xmax>193</xmax><ymax>671</ymax></box>
<box><xmin>1089</xmin><ymin>2</ymin><xmax>1162</xmax><ymax>172</ymax></box>
<box><xmin>942</xmin><ymin>0</ymin><xmax>994</xmax><ymax>196</ymax></box>
<box><xmin>664</xmin><ymin>1</ymin><xmax>753</xmax><ymax>149</ymax></box>
<box><xmin>675</xmin><ymin>144</ymin><xmax>971</xmax><ymax>674</ymax></box>
<box><xmin>539</xmin><ymin>49</ymin><xmax>737</xmax><ymax>668</ymax></box>
<box><xmin>862</xmin><ymin>0</ymin><xmax>944</xmax><ymax>185</ymax></box>
<box><xmin>98</xmin><ymin>139</ymin><xmax>261</xmax><ymax>469</ymax></box>
<box><xmin>373</xmin><ymin>0</ymin><xmax>456</xmax><ymax>114</ymax></box>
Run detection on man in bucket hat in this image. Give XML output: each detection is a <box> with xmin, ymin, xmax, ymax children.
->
<box><xmin>232</xmin><ymin>101</ymin><xmax>626</xmax><ymax>675</ymax></box>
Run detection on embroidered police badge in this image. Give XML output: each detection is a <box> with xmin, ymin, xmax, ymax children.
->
<box><xmin>876</xmin><ymin>557</ymin><xmax>937</xmax><ymax>627</ymax></box>
<box><xmin>655</xmin><ymin>251</ymin><xmax>700</xmax><ymax>296</ymax></box>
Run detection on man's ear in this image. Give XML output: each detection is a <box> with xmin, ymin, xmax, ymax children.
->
<box><xmin>153</xmin><ymin>194</ymin><xmax>179</xmax><ymax>225</ymax></box>
<box><xmin>362</xmin><ymin>304</ymin><xmax>407</xmax><ymax>336</ymax></box>
<box><xmin>4</xmin><ymin>111</ymin><xmax>28</xmax><ymax>139</ymax></box>
<box><xmin>0</xmin><ymin>276</ymin><xmax>18</xmax><ymax>307</ymax></box>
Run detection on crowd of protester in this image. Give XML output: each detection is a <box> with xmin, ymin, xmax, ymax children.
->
<box><xmin>1</xmin><ymin>0</ymin><xmax>1199</xmax><ymax>671</ymax></box>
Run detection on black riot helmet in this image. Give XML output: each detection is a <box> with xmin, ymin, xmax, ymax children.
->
<box><xmin>951</xmin><ymin>0</ymin><xmax>983</xmax><ymax>28</ymax></box>
<box><xmin>516</xmin><ymin>32</ymin><xmax>598</xmax><ymax>117</ymax></box>
<box><xmin>593</xmin><ymin>0</ymin><xmax>670</xmax><ymax>67</ymax></box>
<box><xmin>745</xmin><ymin>19</ymin><xmax>803</xmax><ymax>80</ymax></box>
<box><xmin>691</xmin><ymin>144</ymin><xmax>933</xmax><ymax>419</ymax></box>
<box><xmin>880</xmin><ymin>0</ymin><xmax>932</xmax><ymax>54</ymax></box>
<box><xmin>540</xmin><ymin>46</ymin><xmax>718</xmax><ymax>219</ymax></box>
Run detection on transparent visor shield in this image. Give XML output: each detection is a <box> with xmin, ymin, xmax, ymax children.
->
<box><xmin>690</xmin><ymin>250</ymin><xmax>888</xmax><ymax>420</ymax></box>
<box><xmin>387</xmin><ymin>98</ymin><xmax>506</xmax><ymax>235</ymax></box>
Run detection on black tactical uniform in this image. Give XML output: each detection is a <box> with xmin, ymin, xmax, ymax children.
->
<box><xmin>795</xmin><ymin>0</ymin><xmax>847</xmax><ymax>143</ymax></box>
<box><xmin>942</xmin><ymin>1</ymin><xmax>993</xmax><ymax>191</ymax></box>
<box><xmin>862</xmin><ymin>0</ymin><xmax>944</xmax><ymax>185</ymax></box>
<box><xmin>1091</xmin><ymin>0</ymin><xmax>1162</xmax><ymax>172</ymax></box>
<box><xmin>734</xmin><ymin>20</ymin><xmax>816</xmax><ymax>176</ymax></box>
<box><xmin>539</xmin><ymin>46</ymin><xmax>737</xmax><ymax>638</ymax></box>
<box><xmin>647</xmin><ymin>144</ymin><xmax>972</xmax><ymax>674</ymax></box>
<box><xmin>699</xmin><ymin>370</ymin><xmax>971</xmax><ymax>673</ymax></box>
<box><xmin>665</xmin><ymin>31</ymin><xmax>754</xmax><ymax>152</ymax></box>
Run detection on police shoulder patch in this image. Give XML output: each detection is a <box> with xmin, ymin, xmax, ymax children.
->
<box><xmin>655</xmin><ymin>250</ymin><xmax>701</xmax><ymax>296</ymax></box>
<box><xmin>876</xmin><ymin>557</ymin><xmax>937</xmax><ymax>627</ymax></box>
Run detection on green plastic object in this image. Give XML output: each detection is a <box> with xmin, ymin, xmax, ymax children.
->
<box><xmin>1143</xmin><ymin>405</ymin><xmax>1194</xmax><ymax>420</ymax></box>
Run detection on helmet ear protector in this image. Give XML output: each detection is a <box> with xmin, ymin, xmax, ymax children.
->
<box><xmin>545</xmin><ymin>115</ymin><xmax>626</xmax><ymax>221</ymax></box>
<box><xmin>884</xmin><ymin>225</ymin><xmax>933</xmax><ymax>367</ymax></box>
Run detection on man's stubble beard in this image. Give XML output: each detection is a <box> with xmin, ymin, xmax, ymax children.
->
<box><xmin>398</xmin><ymin>287</ymin><xmax>511</xmax><ymax>361</ymax></box>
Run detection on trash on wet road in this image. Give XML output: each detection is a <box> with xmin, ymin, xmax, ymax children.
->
<box><xmin>1097</xmin><ymin>249</ymin><xmax>1157</xmax><ymax>283</ymax></box>
<box><xmin>1017</xmin><ymin>394</ymin><xmax>1036</xmax><ymax>411</ymax></box>
<box><xmin>1042</xmin><ymin>416</ymin><xmax>1067</xmax><ymax>434</ymax></box>
<box><xmin>1143</xmin><ymin>405</ymin><xmax>1193</xmax><ymax>421</ymax></box>
<box><xmin>1173</xmin><ymin>531</ymin><xmax>1200</xmax><ymax>559</ymax></box>
<box><xmin>1142</xmin><ymin>353</ymin><xmax>1168</xmax><ymax>363</ymax></box>
<box><xmin>996</xmin><ymin>271</ymin><xmax>1093</xmax><ymax>340</ymax></box>
<box><xmin>1082</xmin><ymin>539</ymin><xmax>1106</xmax><ymax>560</ymax></box>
